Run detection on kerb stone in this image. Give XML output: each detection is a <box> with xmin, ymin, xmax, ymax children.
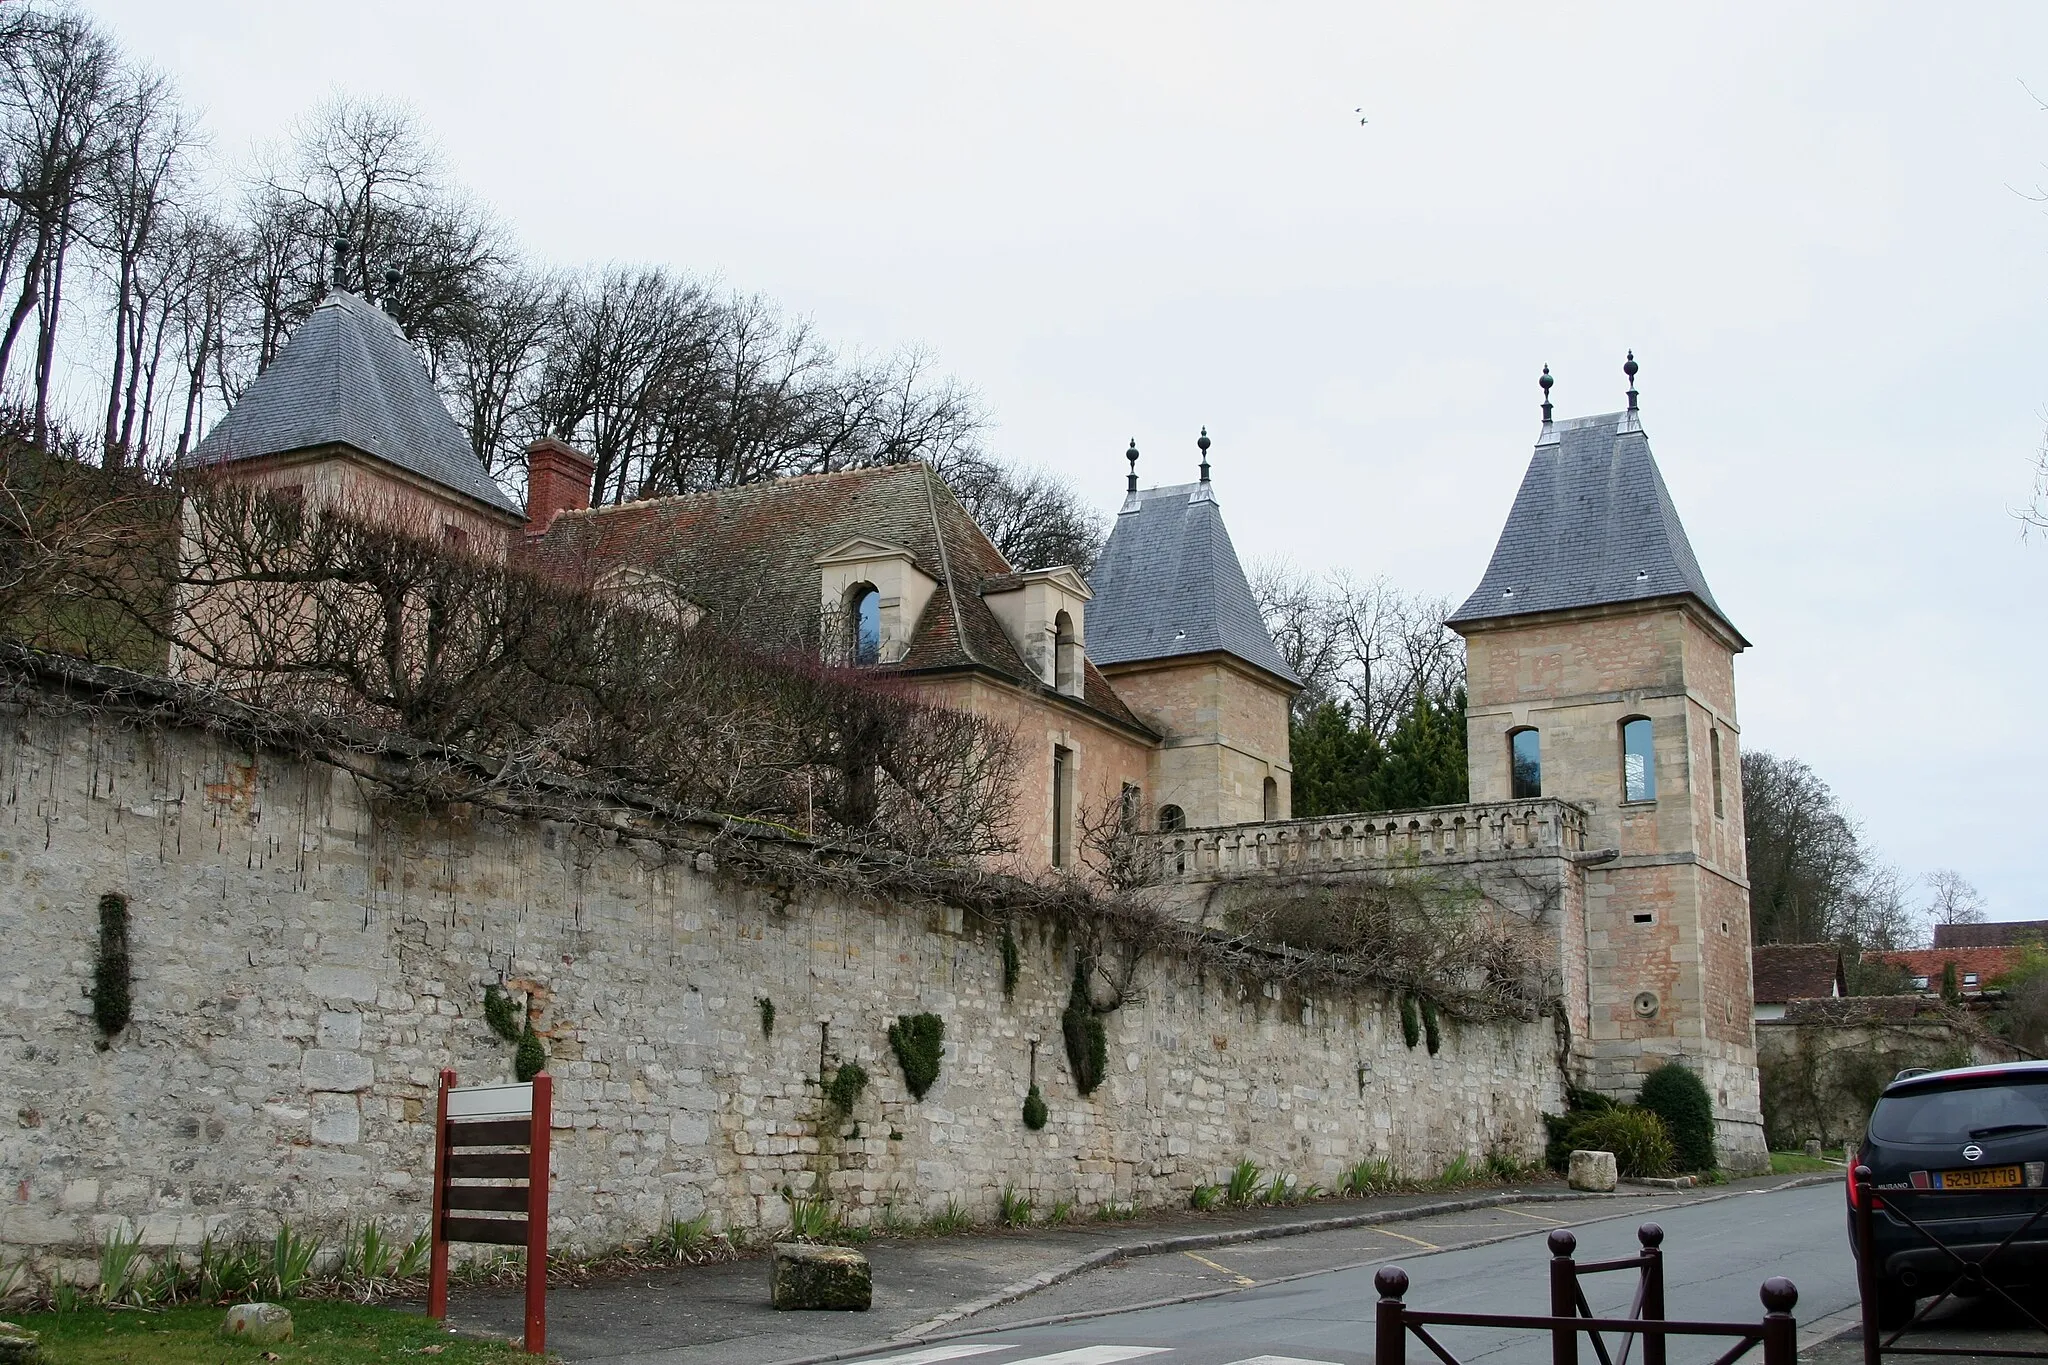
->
<box><xmin>770</xmin><ymin>1241</ymin><xmax>871</xmax><ymax>1311</ymax></box>
<box><xmin>1568</xmin><ymin>1148</ymin><xmax>1618</xmax><ymax>1192</ymax></box>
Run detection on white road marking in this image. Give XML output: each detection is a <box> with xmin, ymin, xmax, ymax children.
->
<box><xmin>1221</xmin><ymin>1356</ymin><xmax>1345</xmax><ymax>1365</ymax></box>
<box><xmin>851</xmin><ymin>1347</ymin><xmax>1019</xmax><ymax>1365</ymax></box>
<box><xmin>1000</xmin><ymin>1348</ymin><xmax>1174</xmax><ymax>1365</ymax></box>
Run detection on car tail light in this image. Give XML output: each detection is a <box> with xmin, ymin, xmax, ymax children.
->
<box><xmin>2028</xmin><ymin>1162</ymin><xmax>2045</xmax><ymax>1189</ymax></box>
<box><xmin>1847</xmin><ymin>1165</ymin><xmax>1883</xmax><ymax>1210</ymax></box>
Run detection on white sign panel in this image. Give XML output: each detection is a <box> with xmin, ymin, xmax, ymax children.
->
<box><xmin>445</xmin><ymin>1082</ymin><xmax>534</xmax><ymax>1121</ymax></box>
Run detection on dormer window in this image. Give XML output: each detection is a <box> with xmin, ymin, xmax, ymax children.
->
<box><xmin>1054</xmin><ymin>610</ymin><xmax>1081</xmax><ymax>694</ymax></box>
<box><xmin>851</xmin><ymin>584</ymin><xmax>881</xmax><ymax>665</ymax></box>
<box><xmin>982</xmin><ymin>565</ymin><xmax>1092</xmax><ymax>698</ymax></box>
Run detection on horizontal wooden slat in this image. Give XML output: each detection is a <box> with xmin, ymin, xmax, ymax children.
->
<box><xmin>447</xmin><ymin>1119</ymin><xmax>531</xmax><ymax>1148</ymax></box>
<box><xmin>442</xmin><ymin>1215</ymin><xmax>529</xmax><ymax>1246</ymax></box>
<box><xmin>445</xmin><ymin>1184</ymin><xmax>531</xmax><ymax>1213</ymax></box>
<box><xmin>446</xmin><ymin>1152</ymin><xmax>531</xmax><ymax>1179</ymax></box>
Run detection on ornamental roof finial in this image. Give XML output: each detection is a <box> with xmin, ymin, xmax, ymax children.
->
<box><xmin>1125</xmin><ymin>437</ymin><xmax>1139</xmax><ymax>495</ymax></box>
<box><xmin>1197</xmin><ymin>426</ymin><xmax>1211</xmax><ymax>483</ymax></box>
<box><xmin>331</xmin><ymin>237</ymin><xmax>351</xmax><ymax>291</ymax></box>
<box><xmin>1624</xmin><ymin>350</ymin><xmax>1639</xmax><ymax>411</ymax></box>
<box><xmin>1539</xmin><ymin>364</ymin><xmax>1554</xmax><ymax>426</ymax></box>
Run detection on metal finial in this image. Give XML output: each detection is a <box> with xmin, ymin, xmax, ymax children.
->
<box><xmin>1125</xmin><ymin>437</ymin><xmax>1140</xmax><ymax>495</ymax></box>
<box><xmin>1197</xmin><ymin>426</ymin><xmax>1211</xmax><ymax>483</ymax></box>
<box><xmin>1539</xmin><ymin>364</ymin><xmax>1554</xmax><ymax>425</ymax></box>
<box><xmin>1624</xmin><ymin>350</ymin><xmax>1639</xmax><ymax>410</ymax></box>
<box><xmin>331</xmin><ymin>238</ymin><xmax>351</xmax><ymax>290</ymax></box>
<box><xmin>383</xmin><ymin>266</ymin><xmax>402</xmax><ymax>294</ymax></box>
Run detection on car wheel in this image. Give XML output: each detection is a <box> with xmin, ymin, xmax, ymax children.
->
<box><xmin>1874</xmin><ymin>1281</ymin><xmax>1916</xmax><ymax>1331</ymax></box>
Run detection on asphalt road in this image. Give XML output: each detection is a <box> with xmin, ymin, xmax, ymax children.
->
<box><xmin>889</xmin><ymin>1182</ymin><xmax>1858</xmax><ymax>1365</ymax></box>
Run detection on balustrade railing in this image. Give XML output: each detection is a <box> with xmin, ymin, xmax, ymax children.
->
<box><xmin>1142</xmin><ymin>797</ymin><xmax>1588</xmax><ymax>881</ymax></box>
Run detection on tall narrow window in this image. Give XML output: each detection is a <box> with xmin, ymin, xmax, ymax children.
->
<box><xmin>850</xmin><ymin>585</ymin><xmax>881</xmax><ymax>665</ymax></box>
<box><xmin>1053</xmin><ymin>610</ymin><xmax>1081</xmax><ymax>695</ymax></box>
<box><xmin>1622</xmin><ymin>717</ymin><xmax>1656</xmax><ymax>802</ymax></box>
<box><xmin>1262</xmin><ymin>776</ymin><xmax>1278</xmax><ymax>821</ymax></box>
<box><xmin>1119</xmin><ymin>782</ymin><xmax>1141</xmax><ymax>831</ymax></box>
<box><xmin>1158</xmin><ymin>804</ymin><xmax>1185</xmax><ymax>833</ymax></box>
<box><xmin>1710</xmin><ymin>727</ymin><xmax>1724</xmax><ymax>819</ymax></box>
<box><xmin>1051</xmin><ymin>745</ymin><xmax>1072</xmax><ymax>868</ymax></box>
<box><xmin>1509</xmin><ymin>728</ymin><xmax>1541</xmax><ymax>798</ymax></box>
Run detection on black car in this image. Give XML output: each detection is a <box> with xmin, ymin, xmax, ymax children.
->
<box><xmin>1848</xmin><ymin>1059</ymin><xmax>2048</xmax><ymax>1326</ymax></box>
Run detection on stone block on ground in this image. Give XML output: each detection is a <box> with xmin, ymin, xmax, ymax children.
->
<box><xmin>0</xmin><ymin>1321</ymin><xmax>40</xmax><ymax>1364</ymax></box>
<box><xmin>770</xmin><ymin>1241</ymin><xmax>872</xmax><ymax>1310</ymax></box>
<box><xmin>220</xmin><ymin>1302</ymin><xmax>293</xmax><ymax>1343</ymax></box>
<box><xmin>1568</xmin><ymin>1148</ymin><xmax>1618</xmax><ymax>1192</ymax></box>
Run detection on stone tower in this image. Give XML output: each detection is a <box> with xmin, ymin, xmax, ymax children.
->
<box><xmin>1447</xmin><ymin>362</ymin><xmax>1765</xmax><ymax>1171</ymax></box>
<box><xmin>1087</xmin><ymin>434</ymin><xmax>1299</xmax><ymax>831</ymax></box>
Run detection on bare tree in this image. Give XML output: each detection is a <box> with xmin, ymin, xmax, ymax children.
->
<box><xmin>1249</xmin><ymin>560</ymin><xmax>1464</xmax><ymax>734</ymax></box>
<box><xmin>441</xmin><ymin>263</ymin><xmax>556</xmax><ymax>475</ymax></box>
<box><xmin>1922</xmin><ymin>868</ymin><xmax>1987</xmax><ymax>926</ymax></box>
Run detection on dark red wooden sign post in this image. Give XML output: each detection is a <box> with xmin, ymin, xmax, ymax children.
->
<box><xmin>427</xmin><ymin>1069</ymin><xmax>551</xmax><ymax>1354</ymax></box>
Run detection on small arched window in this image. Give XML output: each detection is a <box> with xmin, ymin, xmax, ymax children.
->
<box><xmin>1053</xmin><ymin>610</ymin><xmax>1081</xmax><ymax>694</ymax></box>
<box><xmin>1509</xmin><ymin>727</ymin><xmax>1541</xmax><ymax>798</ymax></box>
<box><xmin>1622</xmin><ymin>717</ymin><xmax>1656</xmax><ymax>802</ymax></box>
<box><xmin>849</xmin><ymin>584</ymin><xmax>881</xmax><ymax>665</ymax></box>
<box><xmin>1158</xmin><ymin>804</ymin><xmax>1186</xmax><ymax>833</ymax></box>
<box><xmin>1262</xmin><ymin>776</ymin><xmax>1278</xmax><ymax>822</ymax></box>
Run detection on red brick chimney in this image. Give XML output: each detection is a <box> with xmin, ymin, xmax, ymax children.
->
<box><xmin>524</xmin><ymin>437</ymin><xmax>594</xmax><ymax>536</ymax></box>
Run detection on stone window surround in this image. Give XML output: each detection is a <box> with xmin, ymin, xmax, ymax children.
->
<box><xmin>982</xmin><ymin>566</ymin><xmax>1092</xmax><ymax>698</ymax></box>
<box><xmin>812</xmin><ymin>538</ymin><xmax>939</xmax><ymax>666</ymax></box>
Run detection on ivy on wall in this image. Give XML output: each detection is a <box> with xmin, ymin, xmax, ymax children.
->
<box><xmin>483</xmin><ymin>984</ymin><xmax>522</xmax><ymax>1042</ymax></box>
<box><xmin>91</xmin><ymin>892</ymin><xmax>132</xmax><ymax>1039</ymax></box>
<box><xmin>1063</xmin><ymin>960</ymin><xmax>1108</xmax><ymax>1096</ymax></box>
<box><xmin>826</xmin><ymin>1060</ymin><xmax>868</xmax><ymax>1114</ymax></box>
<box><xmin>757</xmin><ymin>996</ymin><xmax>776</xmax><ymax>1038</ymax></box>
<box><xmin>1400</xmin><ymin>994</ymin><xmax>1421</xmax><ymax>1050</ymax></box>
<box><xmin>1000</xmin><ymin>924</ymin><xmax>1020</xmax><ymax>999</ymax></box>
<box><xmin>1022</xmin><ymin>1083</ymin><xmax>1049</xmax><ymax>1130</ymax></box>
<box><xmin>888</xmin><ymin>1013</ymin><xmax>945</xmax><ymax>1099</ymax></box>
<box><xmin>1420</xmin><ymin>996</ymin><xmax>1442</xmax><ymax>1056</ymax></box>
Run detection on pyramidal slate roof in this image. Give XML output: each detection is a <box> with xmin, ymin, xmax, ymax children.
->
<box><xmin>1449</xmin><ymin>410</ymin><xmax>1745</xmax><ymax>645</ymax></box>
<box><xmin>1086</xmin><ymin>479</ymin><xmax>1299</xmax><ymax>685</ymax></box>
<box><xmin>182</xmin><ymin>289</ymin><xmax>521</xmax><ymax>517</ymax></box>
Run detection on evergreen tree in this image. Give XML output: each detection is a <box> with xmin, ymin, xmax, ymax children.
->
<box><xmin>1288</xmin><ymin>690</ymin><xmax>1468</xmax><ymax>817</ymax></box>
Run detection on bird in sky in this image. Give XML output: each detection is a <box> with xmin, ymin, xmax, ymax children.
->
<box><xmin>1355</xmin><ymin>107</ymin><xmax>1368</xmax><ymax>124</ymax></box>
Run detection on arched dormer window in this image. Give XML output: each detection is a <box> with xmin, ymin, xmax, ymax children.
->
<box><xmin>1622</xmin><ymin>716</ymin><xmax>1656</xmax><ymax>802</ymax></box>
<box><xmin>849</xmin><ymin>584</ymin><xmax>881</xmax><ymax>665</ymax></box>
<box><xmin>1509</xmin><ymin>727</ymin><xmax>1541</xmax><ymax>798</ymax></box>
<box><xmin>1053</xmin><ymin>610</ymin><xmax>1082</xmax><ymax>696</ymax></box>
<box><xmin>1158</xmin><ymin>804</ymin><xmax>1186</xmax><ymax>833</ymax></box>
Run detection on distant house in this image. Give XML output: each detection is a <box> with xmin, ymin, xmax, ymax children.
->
<box><xmin>1867</xmin><ymin>945</ymin><xmax>2022</xmax><ymax>996</ymax></box>
<box><xmin>1933</xmin><ymin>920</ymin><xmax>2048</xmax><ymax>950</ymax></box>
<box><xmin>1751</xmin><ymin>943</ymin><xmax>1845</xmax><ymax>1021</ymax></box>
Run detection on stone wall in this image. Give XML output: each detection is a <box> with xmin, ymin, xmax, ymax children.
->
<box><xmin>0</xmin><ymin>692</ymin><xmax>1564</xmax><ymax>1271</ymax></box>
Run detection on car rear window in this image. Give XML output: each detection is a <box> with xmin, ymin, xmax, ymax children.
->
<box><xmin>1868</xmin><ymin>1078</ymin><xmax>2048</xmax><ymax>1143</ymax></box>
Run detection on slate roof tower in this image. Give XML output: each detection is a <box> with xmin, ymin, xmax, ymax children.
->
<box><xmin>1449</xmin><ymin>359</ymin><xmax>1765</xmax><ymax>1173</ymax></box>
<box><xmin>1087</xmin><ymin>431</ymin><xmax>1297</xmax><ymax>830</ymax></box>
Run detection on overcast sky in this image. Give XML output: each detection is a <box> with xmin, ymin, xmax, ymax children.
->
<box><xmin>95</xmin><ymin>1</ymin><xmax>2048</xmax><ymax>923</ymax></box>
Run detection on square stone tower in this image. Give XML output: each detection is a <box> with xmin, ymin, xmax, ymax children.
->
<box><xmin>1448</xmin><ymin>364</ymin><xmax>1765</xmax><ymax>1172</ymax></box>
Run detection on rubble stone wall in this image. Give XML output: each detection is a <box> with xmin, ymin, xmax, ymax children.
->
<box><xmin>0</xmin><ymin>698</ymin><xmax>1565</xmax><ymax>1270</ymax></box>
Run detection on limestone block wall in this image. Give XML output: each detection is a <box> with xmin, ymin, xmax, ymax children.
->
<box><xmin>0</xmin><ymin>699</ymin><xmax>1564</xmax><ymax>1266</ymax></box>
<box><xmin>1756</xmin><ymin>1014</ymin><xmax>2025</xmax><ymax>1149</ymax></box>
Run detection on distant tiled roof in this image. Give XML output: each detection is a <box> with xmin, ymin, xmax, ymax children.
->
<box><xmin>1449</xmin><ymin>410</ymin><xmax>1743</xmax><ymax>644</ymax></box>
<box><xmin>1867</xmin><ymin>946</ymin><xmax>2023</xmax><ymax>986</ymax></box>
<box><xmin>1752</xmin><ymin>943</ymin><xmax>1844</xmax><ymax>1004</ymax></box>
<box><xmin>1933</xmin><ymin>920</ymin><xmax>2048</xmax><ymax>949</ymax></box>
<box><xmin>1087</xmin><ymin>480</ymin><xmax>1298</xmax><ymax>685</ymax></box>
<box><xmin>525</xmin><ymin>463</ymin><xmax>1148</xmax><ymax>733</ymax></box>
<box><xmin>182</xmin><ymin>289</ymin><xmax>521</xmax><ymax>517</ymax></box>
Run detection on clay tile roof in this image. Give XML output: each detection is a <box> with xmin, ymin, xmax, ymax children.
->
<box><xmin>183</xmin><ymin>290</ymin><xmax>521</xmax><ymax>517</ymax></box>
<box><xmin>1449</xmin><ymin>410</ymin><xmax>1744</xmax><ymax>645</ymax></box>
<box><xmin>1933</xmin><ymin>920</ymin><xmax>2048</xmax><ymax>949</ymax></box>
<box><xmin>525</xmin><ymin>462</ymin><xmax>1147</xmax><ymax>734</ymax></box>
<box><xmin>1752</xmin><ymin>943</ymin><xmax>1845</xmax><ymax>1004</ymax></box>
<box><xmin>1866</xmin><ymin>946</ymin><xmax>2024</xmax><ymax>985</ymax></box>
<box><xmin>1087</xmin><ymin>480</ymin><xmax>1298</xmax><ymax>685</ymax></box>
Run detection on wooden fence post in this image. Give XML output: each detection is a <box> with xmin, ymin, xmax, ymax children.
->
<box><xmin>524</xmin><ymin>1073</ymin><xmax>551</xmax><ymax>1355</ymax></box>
<box><xmin>1549</xmin><ymin>1229</ymin><xmax>1580</xmax><ymax>1365</ymax></box>
<box><xmin>1639</xmin><ymin>1223</ymin><xmax>1666</xmax><ymax>1365</ymax></box>
<box><xmin>427</xmin><ymin>1068</ymin><xmax>456</xmax><ymax>1321</ymax></box>
<box><xmin>1761</xmin><ymin>1277</ymin><xmax>1799</xmax><ymax>1365</ymax></box>
<box><xmin>1375</xmin><ymin>1266</ymin><xmax>1410</xmax><ymax>1365</ymax></box>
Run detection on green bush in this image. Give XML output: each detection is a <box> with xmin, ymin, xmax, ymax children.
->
<box><xmin>1560</xmin><ymin>1107</ymin><xmax>1675</xmax><ymax>1178</ymax></box>
<box><xmin>1542</xmin><ymin>1086</ymin><xmax>1619</xmax><ymax>1171</ymax></box>
<box><xmin>1637</xmin><ymin>1063</ymin><xmax>1716</xmax><ymax>1172</ymax></box>
<box><xmin>888</xmin><ymin>1013</ymin><xmax>945</xmax><ymax>1099</ymax></box>
<box><xmin>1420</xmin><ymin>996</ymin><xmax>1442</xmax><ymax>1056</ymax></box>
<box><xmin>482</xmin><ymin>984</ymin><xmax>522</xmax><ymax>1043</ymax></box>
<box><xmin>1000</xmin><ymin>924</ymin><xmax>1021</xmax><ymax>999</ymax></box>
<box><xmin>1021</xmin><ymin>1083</ymin><xmax>1048</xmax><ymax>1130</ymax></box>
<box><xmin>826</xmin><ymin>1061</ymin><xmax>868</xmax><ymax>1114</ymax></box>
<box><xmin>1062</xmin><ymin>961</ymin><xmax>1108</xmax><ymax>1095</ymax></box>
<box><xmin>1399</xmin><ymin>994</ymin><xmax>1420</xmax><ymax>1049</ymax></box>
<box><xmin>91</xmin><ymin>892</ymin><xmax>132</xmax><ymax>1038</ymax></box>
<box><xmin>515</xmin><ymin>1024</ymin><xmax>546</xmax><ymax>1082</ymax></box>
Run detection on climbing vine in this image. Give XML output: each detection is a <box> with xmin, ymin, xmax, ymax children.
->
<box><xmin>757</xmin><ymin>996</ymin><xmax>776</xmax><ymax>1038</ymax></box>
<box><xmin>1022</xmin><ymin>1084</ymin><xmax>1049</xmax><ymax>1130</ymax></box>
<box><xmin>888</xmin><ymin>1013</ymin><xmax>945</xmax><ymax>1099</ymax></box>
<box><xmin>825</xmin><ymin>1060</ymin><xmax>869</xmax><ymax>1114</ymax></box>
<box><xmin>91</xmin><ymin>892</ymin><xmax>131</xmax><ymax>1039</ymax></box>
<box><xmin>1000</xmin><ymin>923</ymin><xmax>1020</xmax><ymax>999</ymax></box>
<box><xmin>1420</xmin><ymin>996</ymin><xmax>1442</xmax><ymax>1056</ymax></box>
<box><xmin>1062</xmin><ymin>960</ymin><xmax>1108</xmax><ymax>1096</ymax></box>
<box><xmin>516</xmin><ymin>1022</ymin><xmax>547</xmax><ymax>1082</ymax></box>
<box><xmin>1400</xmin><ymin>994</ymin><xmax>1421</xmax><ymax>1050</ymax></box>
<box><xmin>483</xmin><ymin>984</ymin><xmax>522</xmax><ymax>1042</ymax></box>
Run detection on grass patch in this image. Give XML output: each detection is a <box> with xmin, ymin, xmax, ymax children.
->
<box><xmin>1769</xmin><ymin>1150</ymin><xmax>1840</xmax><ymax>1175</ymax></box>
<box><xmin>8</xmin><ymin>1300</ymin><xmax>536</xmax><ymax>1363</ymax></box>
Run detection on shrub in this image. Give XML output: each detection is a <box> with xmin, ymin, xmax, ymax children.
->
<box><xmin>515</xmin><ymin>1024</ymin><xmax>546</xmax><ymax>1082</ymax></box>
<box><xmin>826</xmin><ymin>1061</ymin><xmax>868</xmax><ymax>1115</ymax></box>
<box><xmin>888</xmin><ymin>1013</ymin><xmax>945</xmax><ymax>1099</ymax></box>
<box><xmin>1341</xmin><ymin>1157</ymin><xmax>1397</xmax><ymax>1196</ymax></box>
<box><xmin>781</xmin><ymin>1185</ymin><xmax>842</xmax><ymax>1241</ymax></box>
<box><xmin>1542</xmin><ymin>1087</ymin><xmax>1618</xmax><ymax>1171</ymax></box>
<box><xmin>482</xmin><ymin>984</ymin><xmax>522</xmax><ymax>1043</ymax></box>
<box><xmin>1399</xmin><ymin>994</ymin><xmax>1420</xmax><ymax>1049</ymax></box>
<box><xmin>1021</xmin><ymin>1083</ymin><xmax>1048</xmax><ymax>1130</ymax></box>
<box><xmin>1564</xmin><ymin>1107</ymin><xmax>1676</xmax><ymax>1178</ymax></box>
<box><xmin>1420</xmin><ymin>996</ymin><xmax>1442</xmax><ymax>1055</ymax></box>
<box><xmin>1062</xmin><ymin>960</ymin><xmax>1108</xmax><ymax>1095</ymax></box>
<box><xmin>1637</xmin><ymin>1063</ymin><xmax>1716</xmax><ymax>1172</ymax></box>
<box><xmin>999</xmin><ymin>1186</ymin><xmax>1034</xmax><ymax>1227</ymax></box>
<box><xmin>91</xmin><ymin>892</ymin><xmax>132</xmax><ymax>1038</ymax></box>
<box><xmin>1190</xmin><ymin>1182</ymin><xmax>1223</xmax><ymax>1211</ymax></box>
<box><xmin>1226</xmin><ymin>1158</ymin><xmax>1264</xmax><ymax>1206</ymax></box>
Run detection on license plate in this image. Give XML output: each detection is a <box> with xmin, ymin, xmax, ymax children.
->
<box><xmin>1934</xmin><ymin>1165</ymin><xmax>2023</xmax><ymax>1189</ymax></box>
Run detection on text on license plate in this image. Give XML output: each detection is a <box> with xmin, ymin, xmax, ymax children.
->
<box><xmin>1934</xmin><ymin>1165</ymin><xmax>2023</xmax><ymax>1189</ymax></box>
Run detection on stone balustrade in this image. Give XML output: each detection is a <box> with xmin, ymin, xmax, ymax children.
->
<box><xmin>1142</xmin><ymin>798</ymin><xmax>1588</xmax><ymax>881</ymax></box>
